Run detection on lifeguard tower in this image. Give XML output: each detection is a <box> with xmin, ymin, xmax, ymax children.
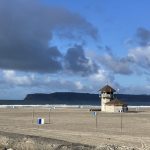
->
<box><xmin>99</xmin><ymin>85</ymin><xmax>128</xmax><ymax>112</ymax></box>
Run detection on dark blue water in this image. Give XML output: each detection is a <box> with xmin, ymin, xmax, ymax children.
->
<box><xmin>117</xmin><ymin>94</ymin><xmax>150</xmax><ymax>106</ymax></box>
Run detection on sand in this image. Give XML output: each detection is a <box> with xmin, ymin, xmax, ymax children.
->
<box><xmin>0</xmin><ymin>107</ymin><xmax>150</xmax><ymax>149</ymax></box>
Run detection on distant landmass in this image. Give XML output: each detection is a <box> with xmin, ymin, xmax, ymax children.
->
<box><xmin>0</xmin><ymin>92</ymin><xmax>150</xmax><ymax>106</ymax></box>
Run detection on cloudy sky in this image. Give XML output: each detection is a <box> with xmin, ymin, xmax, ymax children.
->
<box><xmin>0</xmin><ymin>0</ymin><xmax>150</xmax><ymax>99</ymax></box>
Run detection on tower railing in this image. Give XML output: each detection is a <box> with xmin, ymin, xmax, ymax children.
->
<box><xmin>99</xmin><ymin>94</ymin><xmax>113</xmax><ymax>98</ymax></box>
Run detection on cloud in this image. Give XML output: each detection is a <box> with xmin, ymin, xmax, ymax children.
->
<box><xmin>122</xmin><ymin>27</ymin><xmax>150</xmax><ymax>75</ymax></box>
<box><xmin>64</xmin><ymin>45</ymin><xmax>98</xmax><ymax>75</ymax></box>
<box><xmin>119</xmin><ymin>85</ymin><xmax>150</xmax><ymax>95</ymax></box>
<box><xmin>99</xmin><ymin>41</ymin><xmax>150</xmax><ymax>76</ymax></box>
<box><xmin>100</xmin><ymin>27</ymin><xmax>150</xmax><ymax>76</ymax></box>
<box><xmin>135</xmin><ymin>27</ymin><xmax>150</xmax><ymax>46</ymax></box>
<box><xmin>125</xmin><ymin>27</ymin><xmax>150</xmax><ymax>48</ymax></box>
<box><xmin>52</xmin><ymin>9</ymin><xmax>98</xmax><ymax>41</ymax></box>
<box><xmin>2</xmin><ymin>70</ymin><xmax>33</xmax><ymax>86</ymax></box>
<box><xmin>0</xmin><ymin>0</ymin><xmax>98</xmax><ymax>73</ymax></box>
<box><xmin>1</xmin><ymin>69</ymin><xmax>92</xmax><ymax>92</ymax></box>
<box><xmin>75</xmin><ymin>81</ymin><xmax>84</xmax><ymax>90</ymax></box>
<box><xmin>104</xmin><ymin>46</ymin><xmax>113</xmax><ymax>55</ymax></box>
<box><xmin>99</xmin><ymin>54</ymin><xmax>133</xmax><ymax>75</ymax></box>
<box><xmin>128</xmin><ymin>46</ymin><xmax>150</xmax><ymax>69</ymax></box>
<box><xmin>88</xmin><ymin>69</ymin><xmax>116</xmax><ymax>91</ymax></box>
<box><xmin>89</xmin><ymin>69</ymin><xmax>112</xmax><ymax>82</ymax></box>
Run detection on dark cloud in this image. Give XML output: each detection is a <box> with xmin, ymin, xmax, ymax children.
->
<box><xmin>48</xmin><ymin>47</ymin><xmax>62</xmax><ymax>57</ymax></box>
<box><xmin>52</xmin><ymin>11</ymin><xmax>99</xmax><ymax>41</ymax></box>
<box><xmin>136</xmin><ymin>27</ymin><xmax>150</xmax><ymax>46</ymax></box>
<box><xmin>0</xmin><ymin>45</ymin><xmax>63</xmax><ymax>73</ymax></box>
<box><xmin>0</xmin><ymin>0</ymin><xmax>98</xmax><ymax>73</ymax></box>
<box><xmin>97</xmin><ymin>45</ymin><xmax>113</xmax><ymax>56</ymax></box>
<box><xmin>104</xmin><ymin>46</ymin><xmax>113</xmax><ymax>55</ymax></box>
<box><xmin>65</xmin><ymin>45</ymin><xmax>98</xmax><ymax>76</ymax></box>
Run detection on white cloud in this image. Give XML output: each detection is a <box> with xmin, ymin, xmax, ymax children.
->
<box><xmin>3</xmin><ymin>70</ymin><xmax>33</xmax><ymax>85</ymax></box>
<box><xmin>128</xmin><ymin>46</ymin><xmax>150</xmax><ymax>68</ymax></box>
<box><xmin>87</xmin><ymin>69</ymin><xmax>119</xmax><ymax>92</ymax></box>
<box><xmin>89</xmin><ymin>69</ymin><xmax>114</xmax><ymax>83</ymax></box>
<box><xmin>97</xmin><ymin>45</ymin><xmax>150</xmax><ymax>76</ymax></box>
<box><xmin>90</xmin><ymin>69</ymin><xmax>106</xmax><ymax>82</ymax></box>
<box><xmin>75</xmin><ymin>81</ymin><xmax>83</xmax><ymax>90</ymax></box>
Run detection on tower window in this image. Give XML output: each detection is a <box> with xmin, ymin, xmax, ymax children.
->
<box><xmin>106</xmin><ymin>92</ymin><xmax>113</xmax><ymax>94</ymax></box>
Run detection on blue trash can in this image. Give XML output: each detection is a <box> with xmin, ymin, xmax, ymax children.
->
<box><xmin>37</xmin><ymin>118</ymin><xmax>44</xmax><ymax>125</ymax></box>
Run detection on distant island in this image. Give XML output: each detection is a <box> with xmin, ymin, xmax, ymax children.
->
<box><xmin>0</xmin><ymin>92</ymin><xmax>150</xmax><ymax>106</ymax></box>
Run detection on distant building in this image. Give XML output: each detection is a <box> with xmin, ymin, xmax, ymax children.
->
<box><xmin>99</xmin><ymin>85</ymin><xmax>128</xmax><ymax>112</ymax></box>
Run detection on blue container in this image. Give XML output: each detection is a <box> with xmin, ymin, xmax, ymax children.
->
<box><xmin>37</xmin><ymin>118</ymin><xmax>42</xmax><ymax>124</ymax></box>
<box><xmin>37</xmin><ymin>118</ymin><xmax>44</xmax><ymax>125</ymax></box>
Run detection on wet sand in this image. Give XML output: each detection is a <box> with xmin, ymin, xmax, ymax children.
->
<box><xmin>0</xmin><ymin>107</ymin><xmax>150</xmax><ymax>149</ymax></box>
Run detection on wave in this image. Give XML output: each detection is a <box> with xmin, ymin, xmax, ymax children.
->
<box><xmin>0</xmin><ymin>104</ymin><xmax>150</xmax><ymax>109</ymax></box>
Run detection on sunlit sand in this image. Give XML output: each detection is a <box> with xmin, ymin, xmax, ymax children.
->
<box><xmin>0</xmin><ymin>107</ymin><xmax>150</xmax><ymax>149</ymax></box>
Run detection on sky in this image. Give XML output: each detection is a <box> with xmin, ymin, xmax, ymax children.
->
<box><xmin>0</xmin><ymin>0</ymin><xmax>150</xmax><ymax>99</ymax></box>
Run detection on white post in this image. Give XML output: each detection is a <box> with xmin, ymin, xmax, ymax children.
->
<box><xmin>48</xmin><ymin>108</ymin><xmax>51</xmax><ymax>124</ymax></box>
<box><xmin>96</xmin><ymin>112</ymin><xmax>98</xmax><ymax>129</ymax></box>
<box><xmin>32</xmin><ymin>108</ymin><xmax>35</xmax><ymax>124</ymax></box>
<box><xmin>120</xmin><ymin>111</ymin><xmax>123</xmax><ymax>133</ymax></box>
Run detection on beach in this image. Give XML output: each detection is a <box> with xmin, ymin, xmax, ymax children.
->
<box><xmin>0</xmin><ymin>107</ymin><xmax>150</xmax><ymax>149</ymax></box>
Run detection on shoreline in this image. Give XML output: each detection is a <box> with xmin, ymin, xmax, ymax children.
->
<box><xmin>0</xmin><ymin>104</ymin><xmax>150</xmax><ymax>108</ymax></box>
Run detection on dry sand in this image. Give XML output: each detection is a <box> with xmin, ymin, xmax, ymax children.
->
<box><xmin>0</xmin><ymin>107</ymin><xmax>150</xmax><ymax>149</ymax></box>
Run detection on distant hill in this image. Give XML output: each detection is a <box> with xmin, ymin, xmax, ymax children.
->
<box><xmin>24</xmin><ymin>92</ymin><xmax>99</xmax><ymax>105</ymax></box>
<box><xmin>0</xmin><ymin>92</ymin><xmax>150</xmax><ymax>105</ymax></box>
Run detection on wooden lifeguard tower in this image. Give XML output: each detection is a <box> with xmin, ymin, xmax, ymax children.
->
<box><xmin>99</xmin><ymin>85</ymin><xmax>128</xmax><ymax>112</ymax></box>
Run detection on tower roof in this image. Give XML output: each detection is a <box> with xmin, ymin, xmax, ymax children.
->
<box><xmin>105</xmin><ymin>99</ymin><xmax>127</xmax><ymax>106</ymax></box>
<box><xmin>99</xmin><ymin>85</ymin><xmax>116</xmax><ymax>92</ymax></box>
